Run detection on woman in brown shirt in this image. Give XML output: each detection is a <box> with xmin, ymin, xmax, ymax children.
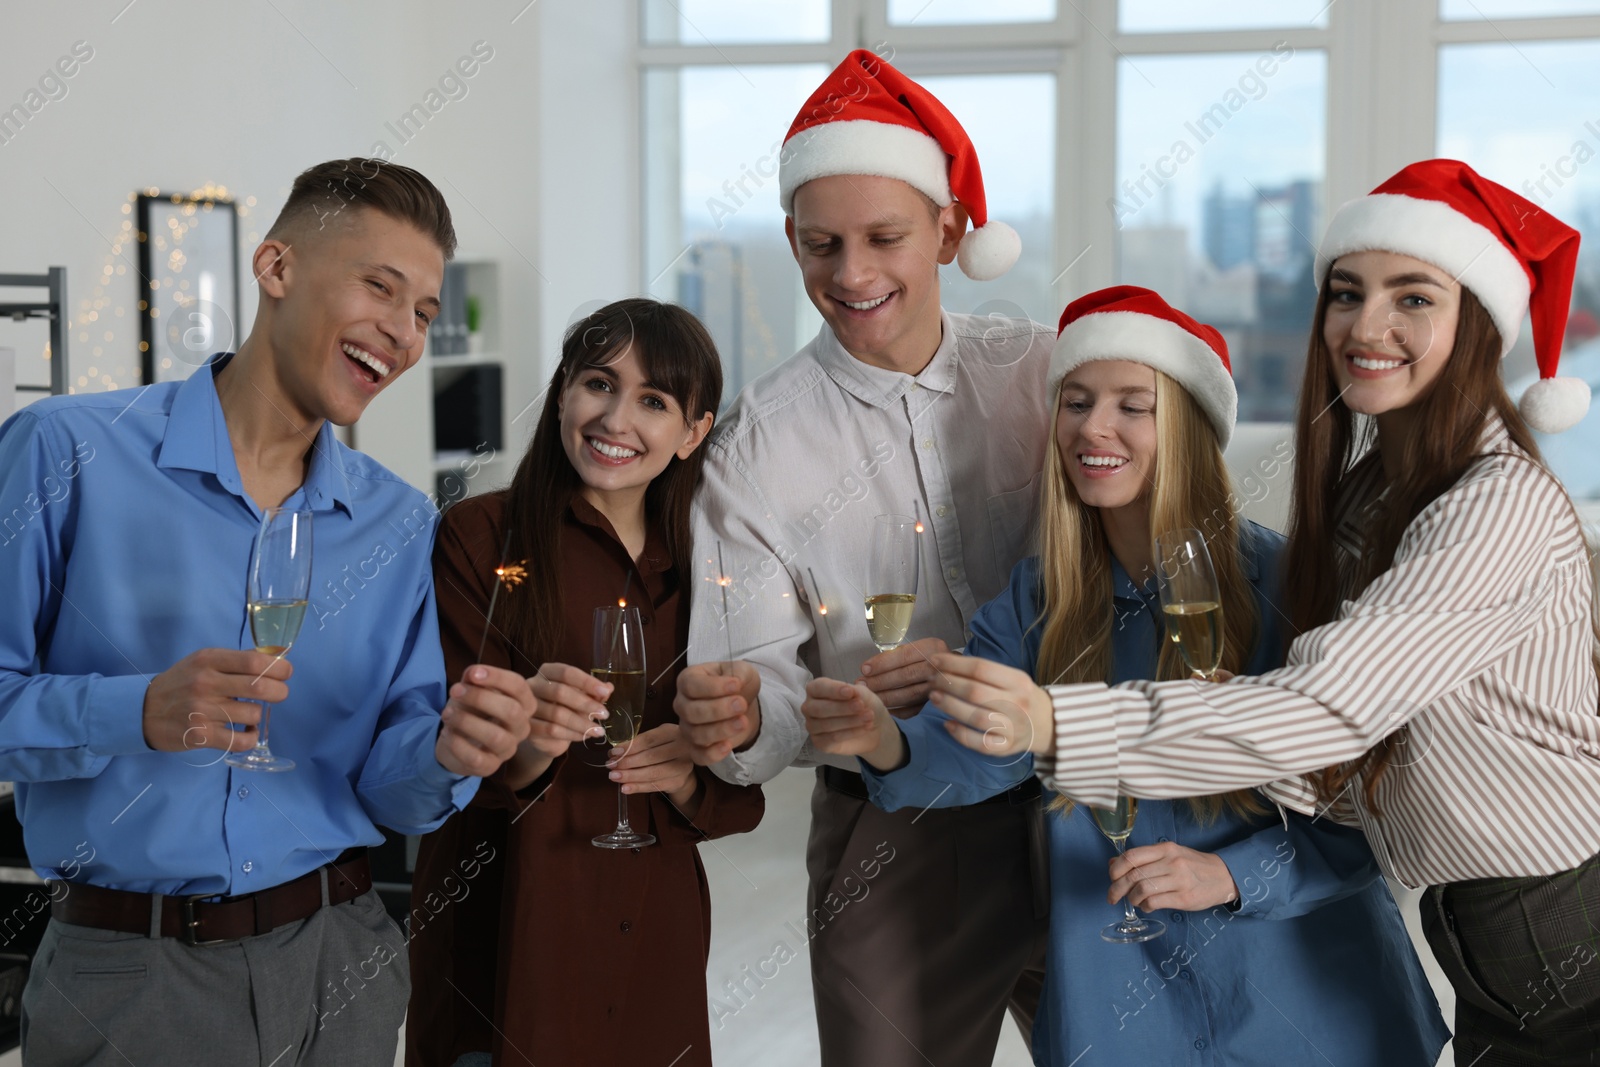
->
<box><xmin>406</xmin><ymin>298</ymin><xmax>765</xmax><ymax>1067</ymax></box>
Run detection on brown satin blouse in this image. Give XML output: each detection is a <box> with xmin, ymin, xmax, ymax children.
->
<box><xmin>405</xmin><ymin>491</ymin><xmax>765</xmax><ymax>1067</ymax></box>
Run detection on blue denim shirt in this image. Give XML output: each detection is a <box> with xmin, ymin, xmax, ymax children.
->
<box><xmin>863</xmin><ymin>522</ymin><xmax>1448</xmax><ymax>1065</ymax></box>
<box><xmin>0</xmin><ymin>356</ymin><xmax>475</xmax><ymax>895</ymax></box>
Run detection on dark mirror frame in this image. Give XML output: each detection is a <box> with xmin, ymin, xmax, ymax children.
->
<box><xmin>136</xmin><ymin>191</ymin><xmax>241</xmax><ymax>384</ymax></box>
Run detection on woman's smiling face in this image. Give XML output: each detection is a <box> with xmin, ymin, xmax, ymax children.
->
<box><xmin>559</xmin><ymin>345</ymin><xmax>710</xmax><ymax>505</ymax></box>
<box><xmin>1322</xmin><ymin>249</ymin><xmax>1463</xmax><ymax>417</ymax></box>
<box><xmin>1055</xmin><ymin>359</ymin><xmax>1159</xmax><ymax>511</ymax></box>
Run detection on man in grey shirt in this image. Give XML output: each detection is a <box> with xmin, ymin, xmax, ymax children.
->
<box><xmin>676</xmin><ymin>51</ymin><xmax>1054</xmax><ymax>1065</ymax></box>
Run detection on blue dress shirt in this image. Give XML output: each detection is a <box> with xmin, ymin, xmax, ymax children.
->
<box><xmin>863</xmin><ymin>523</ymin><xmax>1448</xmax><ymax>1066</ymax></box>
<box><xmin>0</xmin><ymin>356</ymin><xmax>476</xmax><ymax>896</ymax></box>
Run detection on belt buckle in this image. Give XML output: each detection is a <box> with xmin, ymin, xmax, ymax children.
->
<box><xmin>180</xmin><ymin>896</ymin><xmax>229</xmax><ymax>947</ymax></box>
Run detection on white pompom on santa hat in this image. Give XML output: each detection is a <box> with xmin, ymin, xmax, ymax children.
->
<box><xmin>1050</xmin><ymin>285</ymin><xmax>1238</xmax><ymax>448</ymax></box>
<box><xmin>777</xmin><ymin>49</ymin><xmax>1021</xmax><ymax>281</ymax></box>
<box><xmin>1315</xmin><ymin>158</ymin><xmax>1589</xmax><ymax>434</ymax></box>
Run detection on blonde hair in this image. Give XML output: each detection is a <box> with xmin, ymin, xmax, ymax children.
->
<box><xmin>1035</xmin><ymin>370</ymin><xmax>1270</xmax><ymax>824</ymax></box>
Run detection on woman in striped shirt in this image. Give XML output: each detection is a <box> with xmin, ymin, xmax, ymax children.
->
<box><xmin>922</xmin><ymin>160</ymin><xmax>1600</xmax><ymax>1064</ymax></box>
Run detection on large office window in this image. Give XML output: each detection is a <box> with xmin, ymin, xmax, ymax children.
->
<box><xmin>641</xmin><ymin>9</ymin><xmax>1062</xmax><ymax>398</ymax></box>
<box><xmin>1114</xmin><ymin>49</ymin><xmax>1326</xmax><ymax>421</ymax></box>
<box><xmin>1440</xmin><ymin>0</ymin><xmax>1600</xmax><ymax>19</ymax></box>
<box><xmin>887</xmin><ymin>0</ymin><xmax>1056</xmax><ymax>25</ymax></box>
<box><xmin>1118</xmin><ymin>1</ymin><xmax>1330</xmax><ymax>33</ymax></box>
<box><xmin>1438</xmin><ymin>27</ymin><xmax>1600</xmax><ymax>500</ymax></box>
<box><xmin>640</xmin><ymin>0</ymin><xmax>1600</xmax><ymax>494</ymax></box>
<box><xmin>919</xmin><ymin>72</ymin><xmax>1056</xmax><ymax>328</ymax></box>
<box><xmin>643</xmin><ymin>63</ymin><xmax>825</xmax><ymax>395</ymax></box>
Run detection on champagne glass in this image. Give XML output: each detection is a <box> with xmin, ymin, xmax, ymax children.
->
<box><xmin>591</xmin><ymin>605</ymin><xmax>655</xmax><ymax>849</ymax></box>
<box><xmin>864</xmin><ymin>514</ymin><xmax>920</xmax><ymax>653</ymax></box>
<box><xmin>1153</xmin><ymin>528</ymin><xmax>1225</xmax><ymax>681</ymax></box>
<box><xmin>226</xmin><ymin>507</ymin><xmax>312</xmax><ymax>772</ymax></box>
<box><xmin>1091</xmin><ymin>798</ymin><xmax>1167</xmax><ymax>944</ymax></box>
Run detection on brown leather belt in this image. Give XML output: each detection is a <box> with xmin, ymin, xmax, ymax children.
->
<box><xmin>49</xmin><ymin>848</ymin><xmax>371</xmax><ymax>946</ymax></box>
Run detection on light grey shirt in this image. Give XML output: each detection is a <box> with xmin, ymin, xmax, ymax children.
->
<box><xmin>690</xmin><ymin>311</ymin><xmax>1056</xmax><ymax>786</ymax></box>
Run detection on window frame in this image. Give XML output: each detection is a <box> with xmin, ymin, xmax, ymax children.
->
<box><xmin>637</xmin><ymin>0</ymin><xmax>1600</xmax><ymax>436</ymax></box>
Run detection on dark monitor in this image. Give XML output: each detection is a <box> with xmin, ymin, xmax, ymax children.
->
<box><xmin>433</xmin><ymin>363</ymin><xmax>502</xmax><ymax>454</ymax></box>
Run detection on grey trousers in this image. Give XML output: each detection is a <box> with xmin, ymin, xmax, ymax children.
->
<box><xmin>21</xmin><ymin>886</ymin><xmax>407</xmax><ymax>1067</ymax></box>
<box><xmin>805</xmin><ymin>772</ymin><xmax>1050</xmax><ymax>1067</ymax></box>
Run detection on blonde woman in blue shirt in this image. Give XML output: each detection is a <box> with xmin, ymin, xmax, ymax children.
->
<box><xmin>802</xmin><ymin>286</ymin><xmax>1447</xmax><ymax>1065</ymax></box>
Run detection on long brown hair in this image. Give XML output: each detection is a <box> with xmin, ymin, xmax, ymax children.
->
<box><xmin>1036</xmin><ymin>371</ymin><xmax>1270</xmax><ymax>824</ymax></box>
<box><xmin>498</xmin><ymin>298</ymin><xmax>723</xmax><ymax>669</ymax></box>
<box><xmin>1285</xmin><ymin>273</ymin><xmax>1596</xmax><ymax>813</ymax></box>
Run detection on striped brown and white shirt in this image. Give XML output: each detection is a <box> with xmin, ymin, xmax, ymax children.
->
<box><xmin>1037</xmin><ymin>417</ymin><xmax>1600</xmax><ymax>888</ymax></box>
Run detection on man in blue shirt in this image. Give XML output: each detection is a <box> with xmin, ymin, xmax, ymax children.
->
<box><xmin>0</xmin><ymin>158</ymin><xmax>533</xmax><ymax>1065</ymax></box>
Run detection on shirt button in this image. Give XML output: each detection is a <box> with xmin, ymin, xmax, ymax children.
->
<box><xmin>236</xmin><ymin>787</ymin><xmax>249</xmax><ymax>799</ymax></box>
<box><xmin>922</xmin><ymin>438</ymin><xmax>935</xmax><ymax>449</ymax></box>
<box><xmin>1157</xmin><ymin>836</ymin><xmax>1170</xmax><ymax>843</ymax></box>
<box><xmin>947</xmin><ymin>567</ymin><xmax>959</xmax><ymax>580</ymax></box>
<box><xmin>241</xmin><ymin>861</ymin><xmax>253</xmax><ymax>874</ymax></box>
<box><xmin>1194</xmin><ymin>1039</ymin><xmax>1207</xmax><ymax>1050</ymax></box>
<box><xmin>620</xmin><ymin>921</ymin><xmax>631</xmax><ymax>933</ymax></box>
<box><xmin>935</xmin><ymin>505</ymin><xmax>948</xmax><ymax>517</ymax></box>
<box><xmin>1171</xmin><ymin>912</ymin><xmax>1184</xmax><ymax>923</ymax></box>
<box><xmin>1180</xmin><ymin>969</ymin><xmax>1193</xmax><ymax>980</ymax></box>
<box><xmin>646</xmin><ymin>686</ymin><xmax>657</xmax><ymax>698</ymax></box>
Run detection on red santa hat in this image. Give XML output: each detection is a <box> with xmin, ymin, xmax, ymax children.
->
<box><xmin>777</xmin><ymin>49</ymin><xmax>1021</xmax><ymax>281</ymax></box>
<box><xmin>1050</xmin><ymin>286</ymin><xmax>1237</xmax><ymax>447</ymax></box>
<box><xmin>1315</xmin><ymin>159</ymin><xmax>1587</xmax><ymax>434</ymax></box>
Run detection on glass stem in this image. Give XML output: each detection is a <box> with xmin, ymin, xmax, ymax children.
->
<box><xmin>256</xmin><ymin>700</ymin><xmax>271</xmax><ymax>751</ymax></box>
<box><xmin>615</xmin><ymin>786</ymin><xmax>632</xmax><ymax>833</ymax></box>
<box><xmin>1115</xmin><ymin>839</ymin><xmax>1139</xmax><ymax>923</ymax></box>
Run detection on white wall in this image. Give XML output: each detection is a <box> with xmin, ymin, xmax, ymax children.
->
<box><xmin>1</xmin><ymin>0</ymin><xmax>638</xmax><ymax>493</ymax></box>
<box><xmin>1</xmin><ymin>1</ymin><xmax>424</xmax><ymax>393</ymax></box>
<box><xmin>535</xmin><ymin>2</ymin><xmax>641</xmax><ymax>366</ymax></box>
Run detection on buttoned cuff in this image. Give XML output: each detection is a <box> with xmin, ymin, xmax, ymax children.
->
<box><xmin>1211</xmin><ymin>837</ymin><xmax>1276</xmax><ymax>918</ymax></box>
<box><xmin>711</xmin><ymin>710</ymin><xmax>806</xmax><ymax>787</ymax></box>
<box><xmin>1035</xmin><ymin>682</ymin><xmax>1131</xmax><ymax>808</ymax></box>
<box><xmin>414</xmin><ymin>736</ymin><xmax>479</xmax><ymax>810</ymax></box>
<box><xmin>87</xmin><ymin>674</ymin><xmax>161</xmax><ymax>756</ymax></box>
<box><xmin>715</xmin><ymin>746</ymin><xmax>762</xmax><ymax>788</ymax></box>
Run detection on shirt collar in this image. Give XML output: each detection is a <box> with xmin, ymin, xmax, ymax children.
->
<box><xmin>1235</xmin><ymin>523</ymin><xmax>1264</xmax><ymax>581</ymax></box>
<box><xmin>1109</xmin><ymin>554</ymin><xmax>1156</xmax><ymax>605</ymax></box>
<box><xmin>814</xmin><ymin>310</ymin><xmax>958</xmax><ymax>409</ymax></box>
<box><xmin>568</xmin><ymin>495</ymin><xmax>672</xmax><ymax>578</ymax></box>
<box><xmin>1332</xmin><ymin>413</ymin><xmax>1521</xmax><ymax>553</ymax></box>
<box><xmin>1476</xmin><ymin>411</ymin><xmax>1515</xmax><ymax>454</ymax></box>
<box><xmin>156</xmin><ymin>354</ymin><xmax>355</xmax><ymax>518</ymax></box>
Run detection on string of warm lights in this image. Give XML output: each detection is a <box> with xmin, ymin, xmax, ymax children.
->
<box><xmin>58</xmin><ymin>182</ymin><xmax>258</xmax><ymax>394</ymax></box>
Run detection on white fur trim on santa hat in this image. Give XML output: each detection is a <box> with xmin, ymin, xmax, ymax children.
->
<box><xmin>1049</xmin><ymin>311</ymin><xmax>1238</xmax><ymax>448</ymax></box>
<box><xmin>779</xmin><ymin>119</ymin><xmax>952</xmax><ymax>216</ymax></box>
<box><xmin>957</xmin><ymin>221</ymin><xmax>1020</xmax><ymax>281</ymax></box>
<box><xmin>1520</xmin><ymin>375</ymin><xmax>1591</xmax><ymax>434</ymax></box>
<box><xmin>1315</xmin><ymin>193</ymin><xmax>1532</xmax><ymax>355</ymax></box>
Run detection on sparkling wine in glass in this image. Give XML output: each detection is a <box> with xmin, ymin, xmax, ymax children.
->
<box><xmin>864</xmin><ymin>514</ymin><xmax>920</xmax><ymax>653</ymax></box>
<box><xmin>226</xmin><ymin>507</ymin><xmax>312</xmax><ymax>772</ymax></box>
<box><xmin>1154</xmin><ymin>528</ymin><xmax>1225</xmax><ymax>681</ymax></box>
<box><xmin>1091</xmin><ymin>797</ymin><xmax>1166</xmax><ymax>944</ymax></box>
<box><xmin>591</xmin><ymin>604</ymin><xmax>654</xmax><ymax>849</ymax></box>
